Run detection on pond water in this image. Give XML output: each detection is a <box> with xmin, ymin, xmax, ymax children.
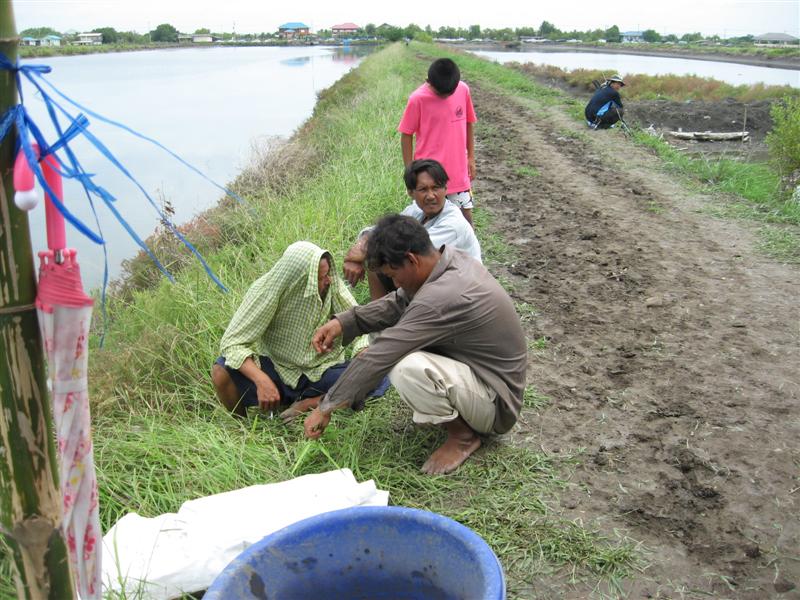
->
<box><xmin>471</xmin><ymin>49</ymin><xmax>800</xmax><ymax>87</ymax></box>
<box><xmin>20</xmin><ymin>45</ymin><xmax>374</xmax><ymax>289</ymax></box>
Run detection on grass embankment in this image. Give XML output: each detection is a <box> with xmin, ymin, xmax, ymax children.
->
<box><xmin>0</xmin><ymin>43</ymin><xmax>642</xmax><ymax>598</ymax></box>
<box><xmin>19</xmin><ymin>43</ymin><xmax>162</xmax><ymax>58</ymax></box>
<box><xmin>596</xmin><ymin>42</ymin><xmax>800</xmax><ymax>60</ymax></box>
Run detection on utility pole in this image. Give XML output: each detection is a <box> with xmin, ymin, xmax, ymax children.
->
<box><xmin>0</xmin><ymin>1</ymin><xmax>76</xmax><ymax>598</ymax></box>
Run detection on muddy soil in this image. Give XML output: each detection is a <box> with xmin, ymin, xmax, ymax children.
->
<box><xmin>626</xmin><ymin>99</ymin><xmax>772</xmax><ymax>141</ymax></box>
<box><xmin>625</xmin><ymin>99</ymin><xmax>773</xmax><ymax>160</ymax></box>
<box><xmin>471</xmin><ymin>83</ymin><xmax>799</xmax><ymax>598</ymax></box>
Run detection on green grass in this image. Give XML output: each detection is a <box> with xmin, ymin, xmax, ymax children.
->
<box><xmin>93</xmin><ymin>395</ymin><xmax>637</xmax><ymax>597</ymax></box>
<box><xmin>523</xmin><ymin>386</ymin><xmax>550</xmax><ymax>410</ymax></box>
<box><xmin>0</xmin><ymin>42</ymin><xmax>642</xmax><ymax>598</ymax></box>
<box><xmin>756</xmin><ymin>226</ymin><xmax>800</xmax><ymax>262</ymax></box>
<box><xmin>528</xmin><ymin>336</ymin><xmax>549</xmax><ymax>352</ymax></box>
<box><xmin>515</xmin><ymin>165</ymin><xmax>540</xmax><ymax>178</ymax></box>
<box><xmin>515</xmin><ymin>301</ymin><xmax>539</xmax><ymax>323</ymax></box>
<box><xmin>632</xmin><ymin>131</ymin><xmax>797</xmax><ymax>213</ymax></box>
<box><xmin>631</xmin><ymin>130</ymin><xmax>800</xmax><ymax>258</ymax></box>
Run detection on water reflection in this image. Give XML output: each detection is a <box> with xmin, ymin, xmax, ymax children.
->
<box><xmin>331</xmin><ymin>45</ymin><xmax>381</xmax><ymax>61</ymax></box>
<box><xmin>21</xmin><ymin>46</ymin><xmax>375</xmax><ymax>289</ymax></box>
<box><xmin>281</xmin><ymin>56</ymin><xmax>312</xmax><ymax>66</ymax></box>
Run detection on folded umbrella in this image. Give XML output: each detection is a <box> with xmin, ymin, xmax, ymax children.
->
<box><xmin>16</xmin><ymin>146</ymin><xmax>101</xmax><ymax>599</ymax></box>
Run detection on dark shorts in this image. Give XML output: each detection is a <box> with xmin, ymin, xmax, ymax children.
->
<box><xmin>214</xmin><ymin>355</ymin><xmax>389</xmax><ymax>408</ymax></box>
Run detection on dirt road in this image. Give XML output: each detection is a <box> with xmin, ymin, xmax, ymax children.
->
<box><xmin>471</xmin><ymin>84</ymin><xmax>799</xmax><ymax>598</ymax></box>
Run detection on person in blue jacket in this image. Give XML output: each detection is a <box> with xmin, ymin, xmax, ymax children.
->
<box><xmin>585</xmin><ymin>75</ymin><xmax>626</xmax><ymax>129</ymax></box>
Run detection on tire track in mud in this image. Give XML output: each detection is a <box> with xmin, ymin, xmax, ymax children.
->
<box><xmin>471</xmin><ymin>83</ymin><xmax>799</xmax><ymax>598</ymax></box>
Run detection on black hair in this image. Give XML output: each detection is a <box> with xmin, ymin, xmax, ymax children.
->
<box><xmin>403</xmin><ymin>159</ymin><xmax>449</xmax><ymax>191</ymax></box>
<box><xmin>427</xmin><ymin>58</ymin><xmax>460</xmax><ymax>96</ymax></box>
<box><xmin>366</xmin><ymin>214</ymin><xmax>436</xmax><ymax>270</ymax></box>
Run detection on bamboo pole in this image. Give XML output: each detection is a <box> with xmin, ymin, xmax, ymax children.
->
<box><xmin>0</xmin><ymin>1</ymin><xmax>77</xmax><ymax>598</ymax></box>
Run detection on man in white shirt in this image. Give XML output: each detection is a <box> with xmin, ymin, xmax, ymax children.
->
<box><xmin>343</xmin><ymin>159</ymin><xmax>481</xmax><ymax>299</ymax></box>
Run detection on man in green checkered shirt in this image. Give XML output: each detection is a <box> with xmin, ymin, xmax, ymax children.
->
<box><xmin>212</xmin><ymin>241</ymin><xmax>382</xmax><ymax>419</ymax></box>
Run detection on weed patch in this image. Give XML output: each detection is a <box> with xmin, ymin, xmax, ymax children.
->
<box><xmin>516</xmin><ymin>165</ymin><xmax>540</xmax><ymax>178</ymax></box>
<box><xmin>756</xmin><ymin>226</ymin><xmax>800</xmax><ymax>262</ymax></box>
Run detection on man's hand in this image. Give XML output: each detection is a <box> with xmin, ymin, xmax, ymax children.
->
<box><xmin>312</xmin><ymin>318</ymin><xmax>343</xmax><ymax>354</ymax></box>
<box><xmin>343</xmin><ymin>260</ymin><xmax>365</xmax><ymax>287</ymax></box>
<box><xmin>256</xmin><ymin>375</ymin><xmax>281</xmax><ymax>414</ymax></box>
<box><xmin>304</xmin><ymin>407</ymin><xmax>331</xmax><ymax>439</ymax></box>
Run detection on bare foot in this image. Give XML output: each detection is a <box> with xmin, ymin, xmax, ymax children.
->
<box><xmin>280</xmin><ymin>395</ymin><xmax>321</xmax><ymax>424</ymax></box>
<box><xmin>421</xmin><ymin>417</ymin><xmax>482</xmax><ymax>475</ymax></box>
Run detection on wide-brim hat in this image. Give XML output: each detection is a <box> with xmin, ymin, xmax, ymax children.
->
<box><xmin>607</xmin><ymin>75</ymin><xmax>626</xmax><ymax>86</ymax></box>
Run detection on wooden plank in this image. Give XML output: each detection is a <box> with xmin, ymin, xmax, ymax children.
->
<box><xmin>668</xmin><ymin>131</ymin><xmax>750</xmax><ymax>141</ymax></box>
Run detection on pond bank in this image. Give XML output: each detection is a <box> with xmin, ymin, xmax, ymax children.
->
<box><xmin>458</xmin><ymin>42</ymin><xmax>800</xmax><ymax>70</ymax></box>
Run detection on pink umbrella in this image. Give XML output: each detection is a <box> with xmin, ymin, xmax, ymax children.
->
<box><xmin>14</xmin><ymin>146</ymin><xmax>101</xmax><ymax>599</ymax></box>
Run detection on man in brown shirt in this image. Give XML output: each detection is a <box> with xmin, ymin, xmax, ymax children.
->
<box><xmin>304</xmin><ymin>214</ymin><xmax>527</xmax><ymax>474</ymax></box>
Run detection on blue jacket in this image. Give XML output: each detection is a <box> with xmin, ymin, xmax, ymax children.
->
<box><xmin>585</xmin><ymin>86</ymin><xmax>623</xmax><ymax>121</ymax></box>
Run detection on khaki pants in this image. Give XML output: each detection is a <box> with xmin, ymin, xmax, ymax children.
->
<box><xmin>389</xmin><ymin>351</ymin><xmax>497</xmax><ymax>434</ymax></box>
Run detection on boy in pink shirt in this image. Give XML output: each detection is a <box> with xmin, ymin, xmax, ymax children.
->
<box><xmin>398</xmin><ymin>58</ymin><xmax>478</xmax><ymax>227</ymax></box>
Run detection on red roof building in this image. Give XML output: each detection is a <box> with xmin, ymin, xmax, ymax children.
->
<box><xmin>332</xmin><ymin>22</ymin><xmax>360</xmax><ymax>36</ymax></box>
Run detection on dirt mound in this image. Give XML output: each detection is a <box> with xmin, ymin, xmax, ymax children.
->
<box><xmin>472</xmin><ymin>82</ymin><xmax>799</xmax><ymax>597</ymax></box>
<box><xmin>626</xmin><ymin>98</ymin><xmax>773</xmax><ymax>142</ymax></box>
<box><xmin>627</xmin><ymin>99</ymin><xmax>774</xmax><ymax>160</ymax></box>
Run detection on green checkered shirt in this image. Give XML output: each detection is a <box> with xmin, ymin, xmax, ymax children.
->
<box><xmin>220</xmin><ymin>241</ymin><xmax>368</xmax><ymax>387</ymax></box>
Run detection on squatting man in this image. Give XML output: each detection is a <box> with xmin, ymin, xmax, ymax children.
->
<box><xmin>303</xmin><ymin>214</ymin><xmax>527</xmax><ymax>475</ymax></box>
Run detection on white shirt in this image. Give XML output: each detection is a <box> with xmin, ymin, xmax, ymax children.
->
<box><xmin>401</xmin><ymin>200</ymin><xmax>482</xmax><ymax>263</ymax></box>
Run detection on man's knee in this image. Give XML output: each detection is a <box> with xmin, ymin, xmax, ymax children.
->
<box><xmin>212</xmin><ymin>363</ymin><xmax>241</xmax><ymax>413</ymax></box>
<box><xmin>211</xmin><ymin>363</ymin><xmax>230</xmax><ymax>392</ymax></box>
<box><xmin>389</xmin><ymin>352</ymin><xmax>433</xmax><ymax>394</ymax></box>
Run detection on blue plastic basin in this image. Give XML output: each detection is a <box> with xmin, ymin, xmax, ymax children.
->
<box><xmin>204</xmin><ymin>505</ymin><xmax>505</xmax><ymax>599</ymax></box>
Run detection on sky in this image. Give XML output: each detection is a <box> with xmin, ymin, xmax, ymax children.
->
<box><xmin>13</xmin><ymin>0</ymin><xmax>800</xmax><ymax>38</ymax></box>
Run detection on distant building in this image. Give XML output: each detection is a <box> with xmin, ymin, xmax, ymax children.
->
<box><xmin>621</xmin><ymin>31</ymin><xmax>644</xmax><ymax>43</ymax></box>
<box><xmin>180</xmin><ymin>33</ymin><xmax>216</xmax><ymax>43</ymax></box>
<box><xmin>754</xmin><ymin>32</ymin><xmax>799</xmax><ymax>46</ymax></box>
<box><xmin>75</xmin><ymin>32</ymin><xmax>103</xmax><ymax>45</ymax></box>
<box><xmin>331</xmin><ymin>22</ymin><xmax>359</xmax><ymax>36</ymax></box>
<box><xmin>40</xmin><ymin>35</ymin><xmax>62</xmax><ymax>47</ymax></box>
<box><xmin>278</xmin><ymin>22</ymin><xmax>310</xmax><ymax>39</ymax></box>
<box><xmin>20</xmin><ymin>36</ymin><xmax>37</xmax><ymax>46</ymax></box>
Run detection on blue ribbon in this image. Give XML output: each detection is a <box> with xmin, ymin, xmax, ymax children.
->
<box><xmin>0</xmin><ymin>55</ymin><xmax>242</xmax><ymax>295</ymax></box>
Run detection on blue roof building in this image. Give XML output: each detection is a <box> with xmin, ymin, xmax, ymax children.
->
<box><xmin>278</xmin><ymin>22</ymin><xmax>311</xmax><ymax>39</ymax></box>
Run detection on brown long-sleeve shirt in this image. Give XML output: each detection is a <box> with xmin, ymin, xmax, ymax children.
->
<box><xmin>319</xmin><ymin>246</ymin><xmax>527</xmax><ymax>433</ymax></box>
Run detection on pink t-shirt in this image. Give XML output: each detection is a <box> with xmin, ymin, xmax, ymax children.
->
<box><xmin>398</xmin><ymin>81</ymin><xmax>477</xmax><ymax>194</ymax></box>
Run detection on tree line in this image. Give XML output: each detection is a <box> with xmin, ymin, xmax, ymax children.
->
<box><xmin>20</xmin><ymin>22</ymin><xmax>756</xmax><ymax>45</ymax></box>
